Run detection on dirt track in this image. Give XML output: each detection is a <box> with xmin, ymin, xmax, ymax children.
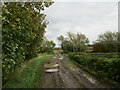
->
<box><xmin>42</xmin><ymin>53</ymin><xmax>111</xmax><ymax>88</ymax></box>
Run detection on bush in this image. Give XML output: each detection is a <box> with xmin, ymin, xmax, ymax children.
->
<box><xmin>68</xmin><ymin>53</ymin><xmax>120</xmax><ymax>83</ymax></box>
<box><xmin>108</xmin><ymin>60</ymin><xmax>120</xmax><ymax>82</ymax></box>
<box><xmin>2</xmin><ymin>2</ymin><xmax>53</xmax><ymax>83</ymax></box>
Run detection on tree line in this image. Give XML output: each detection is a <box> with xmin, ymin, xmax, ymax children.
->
<box><xmin>57</xmin><ymin>31</ymin><xmax>120</xmax><ymax>53</ymax></box>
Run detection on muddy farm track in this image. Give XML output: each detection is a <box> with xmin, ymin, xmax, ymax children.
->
<box><xmin>42</xmin><ymin>53</ymin><xmax>112</xmax><ymax>88</ymax></box>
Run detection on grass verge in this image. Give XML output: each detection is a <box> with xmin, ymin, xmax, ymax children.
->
<box><xmin>3</xmin><ymin>54</ymin><xmax>53</xmax><ymax>88</ymax></box>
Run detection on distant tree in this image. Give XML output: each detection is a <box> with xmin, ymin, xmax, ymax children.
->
<box><xmin>67</xmin><ymin>32</ymin><xmax>76</xmax><ymax>52</ymax></box>
<box><xmin>61</xmin><ymin>40</ymin><xmax>74</xmax><ymax>53</ymax></box>
<box><xmin>93</xmin><ymin>42</ymin><xmax>103</xmax><ymax>52</ymax></box>
<box><xmin>39</xmin><ymin>37</ymin><xmax>56</xmax><ymax>53</ymax></box>
<box><xmin>57</xmin><ymin>32</ymin><xmax>89</xmax><ymax>53</ymax></box>
<box><xmin>57</xmin><ymin>35</ymin><xmax>65</xmax><ymax>42</ymax></box>
<box><xmin>76</xmin><ymin>33</ymin><xmax>89</xmax><ymax>52</ymax></box>
<box><xmin>93</xmin><ymin>31</ymin><xmax>119</xmax><ymax>52</ymax></box>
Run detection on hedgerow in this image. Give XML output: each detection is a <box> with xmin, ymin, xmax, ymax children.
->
<box><xmin>68</xmin><ymin>53</ymin><xmax>120</xmax><ymax>83</ymax></box>
<box><xmin>2</xmin><ymin>2</ymin><xmax>53</xmax><ymax>83</ymax></box>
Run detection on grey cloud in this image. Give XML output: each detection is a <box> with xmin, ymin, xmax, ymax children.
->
<box><xmin>44</xmin><ymin>2</ymin><xmax>118</xmax><ymax>47</ymax></box>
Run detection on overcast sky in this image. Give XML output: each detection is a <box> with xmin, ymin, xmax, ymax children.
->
<box><xmin>44</xmin><ymin>0</ymin><xmax>118</xmax><ymax>47</ymax></box>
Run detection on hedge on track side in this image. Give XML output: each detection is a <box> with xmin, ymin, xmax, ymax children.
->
<box><xmin>2</xmin><ymin>2</ymin><xmax>53</xmax><ymax>83</ymax></box>
<box><xmin>68</xmin><ymin>53</ymin><xmax>120</xmax><ymax>83</ymax></box>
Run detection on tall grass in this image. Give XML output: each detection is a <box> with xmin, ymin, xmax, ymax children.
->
<box><xmin>3</xmin><ymin>54</ymin><xmax>53</xmax><ymax>88</ymax></box>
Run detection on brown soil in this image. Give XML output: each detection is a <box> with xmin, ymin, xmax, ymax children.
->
<box><xmin>42</xmin><ymin>53</ymin><xmax>112</xmax><ymax>88</ymax></box>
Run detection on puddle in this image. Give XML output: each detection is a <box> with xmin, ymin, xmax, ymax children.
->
<box><xmin>83</xmin><ymin>74</ymin><xmax>96</xmax><ymax>84</ymax></box>
<box><xmin>44</xmin><ymin>64</ymin><xmax>59</xmax><ymax>73</ymax></box>
<box><xmin>46</xmin><ymin>69</ymin><xmax>59</xmax><ymax>72</ymax></box>
<box><xmin>44</xmin><ymin>64</ymin><xmax>59</xmax><ymax>68</ymax></box>
<box><xmin>58</xmin><ymin>57</ymin><xmax>63</xmax><ymax>60</ymax></box>
<box><xmin>53</xmin><ymin>64</ymin><xmax>59</xmax><ymax>67</ymax></box>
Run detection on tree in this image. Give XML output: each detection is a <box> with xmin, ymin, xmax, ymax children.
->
<box><xmin>39</xmin><ymin>38</ymin><xmax>56</xmax><ymax>53</ymax></box>
<box><xmin>76</xmin><ymin>33</ymin><xmax>89</xmax><ymax>52</ymax></box>
<box><xmin>57</xmin><ymin>35</ymin><xmax>65</xmax><ymax>42</ymax></box>
<box><xmin>57</xmin><ymin>32</ymin><xmax>89</xmax><ymax>53</ymax></box>
<box><xmin>2</xmin><ymin>2</ymin><xmax>53</xmax><ymax>82</ymax></box>
<box><xmin>93</xmin><ymin>31</ymin><xmax>119</xmax><ymax>52</ymax></box>
<box><xmin>67</xmin><ymin>32</ymin><xmax>76</xmax><ymax>52</ymax></box>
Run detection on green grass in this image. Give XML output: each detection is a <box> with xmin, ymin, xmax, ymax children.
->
<box><xmin>3</xmin><ymin>54</ymin><xmax>53</xmax><ymax>88</ymax></box>
<box><xmin>54</xmin><ymin>49</ymin><xmax>63</xmax><ymax>53</ymax></box>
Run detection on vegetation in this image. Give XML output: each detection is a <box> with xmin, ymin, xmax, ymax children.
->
<box><xmin>68</xmin><ymin>53</ymin><xmax>120</xmax><ymax>84</ymax></box>
<box><xmin>3</xmin><ymin>54</ymin><xmax>53</xmax><ymax>88</ymax></box>
<box><xmin>57</xmin><ymin>32</ymin><xmax>89</xmax><ymax>53</ymax></box>
<box><xmin>2</xmin><ymin>2</ymin><xmax>53</xmax><ymax>83</ymax></box>
<box><xmin>2</xmin><ymin>1</ymin><xmax>119</xmax><ymax>88</ymax></box>
<box><xmin>39</xmin><ymin>37</ymin><xmax>56</xmax><ymax>53</ymax></box>
<box><xmin>93</xmin><ymin>31</ymin><xmax>120</xmax><ymax>52</ymax></box>
<box><xmin>58</xmin><ymin>31</ymin><xmax>120</xmax><ymax>85</ymax></box>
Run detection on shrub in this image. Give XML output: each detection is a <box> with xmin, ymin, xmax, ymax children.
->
<box><xmin>2</xmin><ymin>2</ymin><xmax>53</xmax><ymax>83</ymax></box>
<box><xmin>68</xmin><ymin>53</ymin><xmax>120</xmax><ymax>83</ymax></box>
